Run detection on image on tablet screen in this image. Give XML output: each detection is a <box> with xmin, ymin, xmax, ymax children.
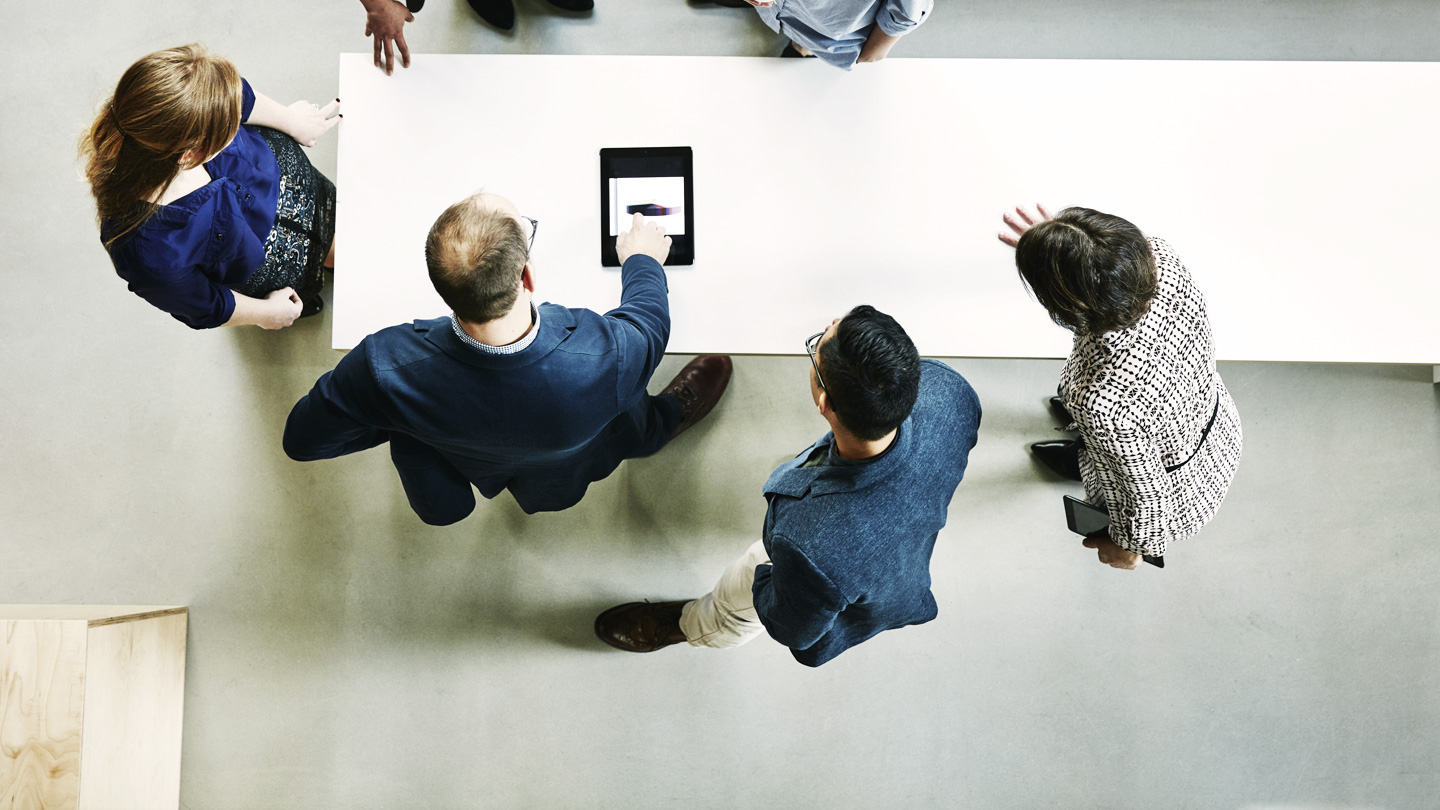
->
<box><xmin>609</xmin><ymin>176</ymin><xmax>686</xmax><ymax>237</ymax></box>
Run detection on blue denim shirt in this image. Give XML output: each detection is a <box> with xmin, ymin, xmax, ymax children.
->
<box><xmin>102</xmin><ymin>79</ymin><xmax>283</xmax><ymax>328</ymax></box>
<box><xmin>756</xmin><ymin>0</ymin><xmax>934</xmax><ymax>70</ymax></box>
<box><xmin>753</xmin><ymin>359</ymin><xmax>980</xmax><ymax>667</ymax></box>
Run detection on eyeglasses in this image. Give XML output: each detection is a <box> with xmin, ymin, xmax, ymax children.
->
<box><xmin>521</xmin><ymin>216</ymin><xmax>539</xmax><ymax>259</ymax></box>
<box><xmin>805</xmin><ymin>331</ymin><xmax>827</xmax><ymax>392</ymax></box>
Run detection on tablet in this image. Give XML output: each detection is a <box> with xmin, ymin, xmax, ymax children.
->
<box><xmin>600</xmin><ymin>146</ymin><xmax>694</xmax><ymax>267</ymax></box>
<box><xmin>1062</xmin><ymin>495</ymin><xmax>1164</xmax><ymax>569</ymax></box>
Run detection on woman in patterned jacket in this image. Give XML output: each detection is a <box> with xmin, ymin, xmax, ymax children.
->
<box><xmin>999</xmin><ymin>205</ymin><xmax>1243</xmax><ymax>570</ymax></box>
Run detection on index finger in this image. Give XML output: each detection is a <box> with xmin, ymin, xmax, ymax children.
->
<box><xmin>373</xmin><ymin>33</ymin><xmax>383</xmax><ymax>69</ymax></box>
<box><xmin>1037</xmin><ymin>203</ymin><xmax>1055</xmax><ymax>220</ymax></box>
<box><xmin>320</xmin><ymin>98</ymin><xmax>341</xmax><ymax>118</ymax></box>
<box><xmin>631</xmin><ymin>212</ymin><xmax>644</xmax><ymax>228</ymax></box>
<box><xmin>383</xmin><ymin>38</ymin><xmax>395</xmax><ymax>75</ymax></box>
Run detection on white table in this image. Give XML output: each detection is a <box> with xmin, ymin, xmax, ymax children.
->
<box><xmin>335</xmin><ymin>55</ymin><xmax>1440</xmax><ymax>365</ymax></box>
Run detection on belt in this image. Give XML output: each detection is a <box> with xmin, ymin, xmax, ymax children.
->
<box><xmin>1164</xmin><ymin>394</ymin><xmax>1221</xmax><ymax>474</ymax></box>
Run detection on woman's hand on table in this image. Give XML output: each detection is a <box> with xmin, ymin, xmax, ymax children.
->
<box><xmin>284</xmin><ymin>99</ymin><xmax>342</xmax><ymax>147</ymax></box>
<box><xmin>998</xmin><ymin>203</ymin><xmax>1054</xmax><ymax>247</ymax></box>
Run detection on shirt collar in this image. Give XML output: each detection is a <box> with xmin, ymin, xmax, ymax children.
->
<box><xmin>449</xmin><ymin>304</ymin><xmax>540</xmax><ymax>355</ymax></box>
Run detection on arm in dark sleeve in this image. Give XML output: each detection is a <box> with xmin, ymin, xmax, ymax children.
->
<box><xmin>240</xmin><ymin>78</ymin><xmax>256</xmax><ymax>122</ymax></box>
<box><xmin>283</xmin><ymin>341</ymin><xmax>393</xmax><ymax>460</ymax></box>
<box><xmin>752</xmin><ymin>535</ymin><xmax>849</xmax><ymax>654</ymax></box>
<box><xmin>112</xmin><ymin>236</ymin><xmax>237</xmax><ymax>330</ymax></box>
<box><xmin>603</xmin><ymin>254</ymin><xmax>671</xmax><ymax>402</ymax></box>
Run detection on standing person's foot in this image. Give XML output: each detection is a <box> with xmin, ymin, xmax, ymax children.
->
<box><xmin>547</xmin><ymin>0</ymin><xmax>594</xmax><ymax>9</ymax></box>
<box><xmin>595</xmin><ymin>601</ymin><xmax>690</xmax><ymax>652</ymax></box>
<box><xmin>467</xmin><ymin>0</ymin><xmax>516</xmax><ymax>29</ymax></box>
<box><xmin>662</xmin><ymin>355</ymin><xmax>733</xmax><ymax>438</ymax></box>
<box><xmin>1049</xmin><ymin>396</ymin><xmax>1074</xmax><ymax>425</ymax></box>
<box><xmin>1031</xmin><ymin>440</ymin><xmax>1083</xmax><ymax>481</ymax></box>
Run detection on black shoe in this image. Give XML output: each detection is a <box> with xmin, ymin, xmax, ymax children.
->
<box><xmin>468</xmin><ymin>0</ymin><xmax>516</xmax><ymax>29</ymax></box>
<box><xmin>407</xmin><ymin>0</ymin><xmax>425</xmax><ymax>12</ymax></box>
<box><xmin>547</xmin><ymin>0</ymin><xmax>594</xmax><ymax>10</ymax></box>
<box><xmin>1049</xmin><ymin>396</ymin><xmax>1074</xmax><ymax>425</ymax></box>
<box><xmin>299</xmin><ymin>295</ymin><xmax>325</xmax><ymax>319</ymax></box>
<box><xmin>1031</xmin><ymin>440</ymin><xmax>1082</xmax><ymax>481</ymax></box>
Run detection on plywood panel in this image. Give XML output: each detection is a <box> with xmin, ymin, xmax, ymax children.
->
<box><xmin>0</xmin><ymin>607</ymin><xmax>183</xmax><ymax>626</ymax></box>
<box><xmin>76</xmin><ymin>612</ymin><xmax>187</xmax><ymax>810</ymax></box>
<box><xmin>0</xmin><ymin>619</ymin><xmax>88</xmax><ymax>810</ymax></box>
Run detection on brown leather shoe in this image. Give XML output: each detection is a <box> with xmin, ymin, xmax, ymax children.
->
<box><xmin>661</xmin><ymin>355</ymin><xmax>733</xmax><ymax>439</ymax></box>
<box><xmin>594</xmin><ymin>600</ymin><xmax>690</xmax><ymax>652</ymax></box>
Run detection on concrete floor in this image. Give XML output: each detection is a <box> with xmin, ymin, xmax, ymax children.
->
<box><xmin>3</xmin><ymin>1</ymin><xmax>1438</xmax><ymax>808</ymax></box>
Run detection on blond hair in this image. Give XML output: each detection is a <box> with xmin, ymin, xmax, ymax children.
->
<box><xmin>80</xmin><ymin>44</ymin><xmax>243</xmax><ymax>246</ymax></box>
<box><xmin>425</xmin><ymin>196</ymin><xmax>529</xmax><ymax>323</ymax></box>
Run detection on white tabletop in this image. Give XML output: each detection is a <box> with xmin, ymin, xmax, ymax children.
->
<box><xmin>335</xmin><ymin>54</ymin><xmax>1440</xmax><ymax>363</ymax></box>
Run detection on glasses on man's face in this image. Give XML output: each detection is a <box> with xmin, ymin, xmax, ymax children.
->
<box><xmin>805</xmin><ymin>331</ymin><xmax>827</xmax><ymax>392</ymax></box>
<box><xmin>521</xmin><ymin>216</ymin><xmax>539</xmax><ymax>259</ymax></box>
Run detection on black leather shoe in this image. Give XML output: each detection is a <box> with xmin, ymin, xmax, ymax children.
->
<box><xmin>595</xmin><ymin>601</ymin><xmax>689</xmax><ymax>652</ymax></box>
<box><xmin>662</xmin><ymin>355</ymin><xmax>733</xmax><ymax>439</ymax></box>
<box><xmin>547</xmin><ymin>0</ymin><xmax>594</xmax><ymax>10</ymax></box>
<box><xmin>299</xmin><ymin>295</ymin><xmax>325</xmax><ymax>318</ymax></box>
<box><xmin>467</xmin><ymin>0</ymin><xmax>516</xmax><ymax>29</ymax></box>
<box><xmin>1049</xmin><ymin>396</ymin><xmax>1074</xmax><ymax>425</ymax></box>
<box><xmin>1031</xmin><ymin>440</ymin><xmax>1082</xmax><ymax>481</ymax></box>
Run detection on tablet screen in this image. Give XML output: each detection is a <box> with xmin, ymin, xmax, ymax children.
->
<box><xmin>608</xmin><ymin>176</ymin><xmax>686</xmax><ymax>236</ymax></box>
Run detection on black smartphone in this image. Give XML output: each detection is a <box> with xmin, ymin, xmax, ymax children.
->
<box><xmin>1063</xmin><ymin>495</ymin><xmax>1164</xmax><ymax>568</ymax></box>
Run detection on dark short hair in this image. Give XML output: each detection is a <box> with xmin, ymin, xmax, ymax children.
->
<box><xmin>817</xmin><ymin>305</ymin><xmax>922</xmax><ymax>441</ymax></box>
<box><xmin>425</xmin><ymin>196</ymin><xmax>528</xmax><ymax>323</ymax></box>
<box><xmin>1013</xmin><ymin>207</ymin><xmax>1158</xmax><ymax>335</ymax></box>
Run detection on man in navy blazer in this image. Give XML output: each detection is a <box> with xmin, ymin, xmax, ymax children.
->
<box><xmin>283</xmin><ymin>192</ymin><xmax>732</xmax><ymax>524</ymax></box>
<box><xmin>595</xmin><ymin>306</ymin><xmax>980</xmax><ymax>666</ymax></box>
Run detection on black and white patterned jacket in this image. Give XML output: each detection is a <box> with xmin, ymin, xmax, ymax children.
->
<box><xmin>1060</xmin><ymin>238</ymin><xmax>1243</xmax><ymax>556</ymax></box>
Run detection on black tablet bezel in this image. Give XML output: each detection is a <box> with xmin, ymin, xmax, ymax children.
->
<box><xmin>599</xmin><ymin>146</ymin><xmax>694</xmax><ymax>267</ymax></box>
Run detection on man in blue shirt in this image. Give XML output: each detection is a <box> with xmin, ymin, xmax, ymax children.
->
<box><xmin>595</xmin><ymin>306</ymin><xmax>980</xmax><ymax>667</ymax></box>
<box><xmin>283</xmin><ymin>192</ymin><xmax>731</xmax><ymax>524</ymax></box>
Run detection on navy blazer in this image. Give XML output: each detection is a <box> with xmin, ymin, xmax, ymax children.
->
<box><xmin>283</xmin><ymin>255</ymin><xmax>676</xmax><ymax>514</ymax></box>
<box><xmin>752</xmin><ymin>360</ymin><xmax>981</xmax><ymax>667</ymax></box>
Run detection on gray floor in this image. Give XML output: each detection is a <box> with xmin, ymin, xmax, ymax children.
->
<box><xmin>4</xmin><ymin>2</ymin><xmax>1439</xmax><ymax>808</ymax></box>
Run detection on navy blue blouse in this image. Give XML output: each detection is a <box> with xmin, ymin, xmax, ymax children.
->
<box><xmin>102</xmin><ymin>80</ymin><xmax>283</xmax><ymax>329</ymax></box>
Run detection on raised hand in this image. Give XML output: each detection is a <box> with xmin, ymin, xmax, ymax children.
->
<box><xmin>998</xmin><ymin>203</ymin><xmax>1055</xmax><ymax>247</ymax></box>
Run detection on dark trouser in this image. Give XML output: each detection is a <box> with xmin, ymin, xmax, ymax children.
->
<box><xmin>389</xmin><ymin>393</ymin><xmax>684</xmax><ymax>525</ymax></box>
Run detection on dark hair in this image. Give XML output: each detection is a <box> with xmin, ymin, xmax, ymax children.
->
<box><xmin>817</xmin><ymin>305</ymin><xmax>922</xmax><ymax>441</ymax></box>
<box><xmin>425</xmin><ymin>196</ymin><xmax>529</xmax><ymax>323</ymax></box>
<box><xmin>1013</xmin><ymin>207</ymin><xmax>1158</xmax><ymax>335</ymax></box>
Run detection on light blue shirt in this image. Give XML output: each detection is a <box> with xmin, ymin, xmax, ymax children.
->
<box><xmin>756</xmin><ymin>0</ymin><xmax>933</xmax><ymax>71</ymax></box>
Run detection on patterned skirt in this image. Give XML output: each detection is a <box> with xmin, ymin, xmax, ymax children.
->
<box><xmin>230</xmin><ymin>127</ymin><xmax>336</xmax><ymax>315</ymax></box>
